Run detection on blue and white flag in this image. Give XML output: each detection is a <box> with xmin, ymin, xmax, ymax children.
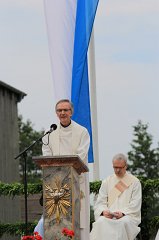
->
<box><xmin>44</xmin><ymin>0</ymin><xmax>99</xmax><ymax>163</ymax></box>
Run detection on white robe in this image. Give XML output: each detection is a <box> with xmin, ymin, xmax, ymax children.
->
<box><xmin>155</xmin><ymin>229</ymin><xmax>159</xmax><ymax>240</ymax></box>
<box><xmin>42</xmin><ymin>120</ymin><xmax>90</xmax><ymax>240</ymax></box>
<box><xmin>90</xmin><ymin>173</ymin><xmax>142</xmax><ymax>240</ymax></box>
<box><xmin>34</xmin><ymin>215</ymin><xmax>44</xmax><ymax>238</ymax></box>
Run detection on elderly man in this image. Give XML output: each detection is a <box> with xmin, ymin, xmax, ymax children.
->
<box><xmin>90</xmin><ymin>153</ymin><xmax>142</xmax><ymax>240</ymax></box>
<box><xmin>42</xmin><ymin>99</ymin><xmax>90</xmax><ymax>239</ymax></box>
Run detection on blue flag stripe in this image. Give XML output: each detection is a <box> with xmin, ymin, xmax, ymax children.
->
<box><xmin>71</xmin><ymin>0</ymin><xmax>99</xmax><ymax>163</ymax></box>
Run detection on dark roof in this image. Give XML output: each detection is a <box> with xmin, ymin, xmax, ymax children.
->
<box><xmin>0</xmin><ymin>80</ymin><xmax>27</xmax><ymax>102</ymax></box>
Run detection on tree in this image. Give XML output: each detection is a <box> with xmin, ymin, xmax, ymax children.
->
<box><xmin>18</xmin><ymin>115</ymin><xmax>44</xmax><ymax>183</ymax></box>
<box><xmin>128</xmin><ymin>120</ymin><xmax>159</xmax><ymax>239</ymax></box>
<box><xmin>128</xmin><ymin>120</ymin><xmax>159</xmax><ymax>179</ymax></box>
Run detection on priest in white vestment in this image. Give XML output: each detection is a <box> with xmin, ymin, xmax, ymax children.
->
<box><xmin>155</xmin><ymin>229</ymin><xmax>159</xmax><ymax>240</ymax></box>
<box><xmin>90</xmin><ymin>153</ymin><xmax>142</xmax><ymax>240</ymax></box>
<box><xmin>40</xmin><ymin>99</ymin><xmax>90</xmax><ymax>240</ymax></box>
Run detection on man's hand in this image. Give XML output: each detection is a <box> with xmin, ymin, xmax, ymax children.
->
<box><xmin>113</xmin><ymin>211</ymin><xmax>124</xmax><ymax>219</ymax></box>
<box><xmin>102</xmin><ymin>210</ymin><xmax>125</xmax><ymax>219</ymax></box>
<box><xmin>102</xmin><ymin>210</ymin><xmax>114</xmax><ymax>219</ymax></box>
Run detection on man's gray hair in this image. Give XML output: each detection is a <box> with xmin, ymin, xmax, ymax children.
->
<box><xmin>112</xmin><ymin>153</ymin><xmax>127</xmax><ymax>163</ymax></box>
<box><xmin>55</xmin><ymin>99</ymin><xmax>74</xmax><ymax>114</ymax></box>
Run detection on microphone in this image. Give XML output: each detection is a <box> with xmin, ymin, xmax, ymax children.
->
<box><xmin>46</xmin><ymin>124</ymin><xmax>57</xmax><ymax>134</ymax></box>
<box><xmin>50</xmin><ymin>124</ymin><xmax>57</xmax><ymax>131</ymax></box>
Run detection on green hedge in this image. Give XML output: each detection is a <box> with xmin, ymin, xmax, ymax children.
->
<box><xmin>0</xmin><ymin>178</ymin><xmax>159</xmax><ymax>239</ymax></box>
<box><xmin>0</xmin><ymin>222</ymin><xmax>36</xmax><ymax>238</ymax></box>
<box><xmin>0</xmin><ymin>182</ymin><xmax>42</xmax><ymax>197</ymax></box>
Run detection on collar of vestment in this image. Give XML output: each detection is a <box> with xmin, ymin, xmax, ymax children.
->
<box><xmin>60</xmin><ymin>120</ymin><xmax>71</xmax><ymax>128</ymax></box>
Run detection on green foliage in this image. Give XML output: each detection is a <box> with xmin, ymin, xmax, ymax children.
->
<box><xmin>128</xmin><ymin>120</ymin><xmax>159</xmax><ymax>179</ymax></box>
<box><xmin>90</xmin><ymin>180</ymin><xmax>101</xmax><ymax>195</ymax></box>
<box><xmin>18</xmin><ymin>115</ymin><xmax>44</xmax><ymax>183</ymax></box>
<box><xmin>0</xmin><ymin>182</ymin><xmax>42</xmax><ymax>197</ymax></box>
<box><xmin>150</xmin><ymin>216</ymin><xmax>159</xmax><ymax>237</ymax></box>
<box><xmin>139</xmin><ymin>177</ymin><xmax>159</xmax><ymax>240</ymax></box>
<box><xmin>0</xmin><ymin>222</ymin><xmax>37</xmax><ymax>237</ymax></box>
<box><xmin>90</xmin><ymin>205</ymin><xmax>95</xmax><ymax>231</ymax></box>
<box><xmin>127</xmin><ymin>121</ymin><xmax>159</xmax><ymax>239</ymax></box>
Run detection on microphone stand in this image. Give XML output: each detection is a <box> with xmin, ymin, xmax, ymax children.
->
<box><xmin>15</xmin><ymin>130</ymin><xmax>51</xmax><ymax>235</ymax></box>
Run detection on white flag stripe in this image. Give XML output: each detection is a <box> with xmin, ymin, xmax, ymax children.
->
<box><xmin>44</xmin><ymin>0</ymin><xmax>77</xmax><ymax>101</ymax></box>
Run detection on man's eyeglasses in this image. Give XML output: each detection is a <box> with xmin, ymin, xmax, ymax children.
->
<box><xmin>56</xmin><ymin>108</ymin><xmax>71</xmax><ymax>113</ymax></box>
<box><xmin>113</xmin><ymin>165</ymin><xmax>126</xmax><ymax>170</ymax></box>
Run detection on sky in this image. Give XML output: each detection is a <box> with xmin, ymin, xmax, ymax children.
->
<box><xmin>0</xmin><ymin>0</ymin><xmax>159</xmax><ymax>180</ymax></box>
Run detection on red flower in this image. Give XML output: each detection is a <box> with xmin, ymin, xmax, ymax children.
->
<box><xmin>34</xmin><ymin>232</ymin><xmax>42</xmax><ymax>240</ymax></box>
<box><xmin>34</xmin><ymin>232</ymin><xmax>39</xmax><ymax>236</ymax></box>
<box><xmin>22</xmin><ymin>232</ymin><xmax>42</xmax><ymax>240</ymax></box>
<box><xmin>62</xmin><ymin>228</ymin><xmax>75</xmax><ymax>238</ymax></box>
<box><xmin>68</xmin><ymin>230</ymin><xmax>74</xmax><ymax>237</ymax></box>
<box><xmin>22</xmin><ymin>236</ymin><xmax>34</xmax><ymax>240</ymax></box>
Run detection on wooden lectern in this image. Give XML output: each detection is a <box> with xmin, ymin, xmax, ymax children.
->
<box><xmin>33</xmin><ymin>155</ymin><xmax>89</xmax><ymax>240</ymax></box>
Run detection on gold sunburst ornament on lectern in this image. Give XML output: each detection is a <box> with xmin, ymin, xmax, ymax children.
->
<box><xmin>45</xmin><ymin>178</ymin><xmax>71</xmax><ymax>223</ymax></box>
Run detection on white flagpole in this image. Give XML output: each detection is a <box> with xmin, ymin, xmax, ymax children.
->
<box><xmin>88</xmin><ymin>28</ymin><xmax>100</xmax><ymax>181</ymax></box>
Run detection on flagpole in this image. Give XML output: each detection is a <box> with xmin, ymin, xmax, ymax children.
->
<box><xmin>88</xmin><ymin>28</ymin><xmax>100</xmax><ymax>181</ymax></box>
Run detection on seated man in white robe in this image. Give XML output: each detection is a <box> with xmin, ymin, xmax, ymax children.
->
<box><xmin>90</xmin><ymin>153</ymin><xmax>142</xmax><ymax>240</ymax></box>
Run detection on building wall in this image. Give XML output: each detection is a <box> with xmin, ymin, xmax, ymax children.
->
<box><xmin>21</xmin><ymin>194</ymin><xmax>43</xmax><ymax>222</ymax></box>
<box><xmin>0</xmin><ymin>86</ymin><xmax>20</xmax><ymax>183</ymax></box>
<box><xmin>0</xmin><ymin>84</ymin><xmax>23</xmax><ymax>239</ymax></box>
